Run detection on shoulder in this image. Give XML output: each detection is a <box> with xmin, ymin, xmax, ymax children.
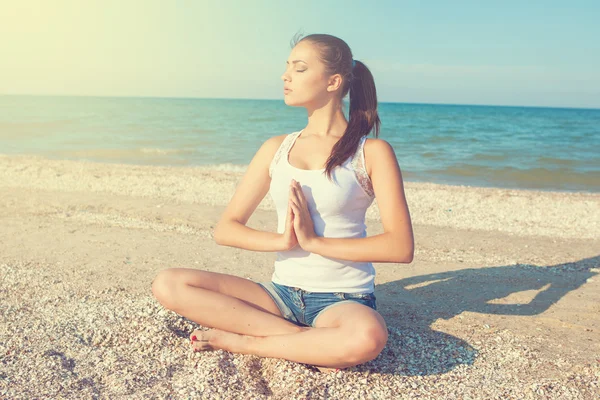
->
<box><xmin>271</xmin><ymin>133</ymin><xmax>290</xmax><ymax>146</ymax></box>
<box><xmin>257</xmin><ymin>133</ymin><xmax>289</xmax><ymax>157</ymax></box>
<box><xmin>253</xmin><ymin>133</ymin><xmax>293</xmax><ymax>174</ymax></box>
<box><xmin>364</xmin><ymin>137</ymin><xmax>394</xmax><ymax>152</ymax></box>
<box><xmin>363</xmin><ymin>138</ymin><xmax>397</xmax><ymax>176</ymax></box>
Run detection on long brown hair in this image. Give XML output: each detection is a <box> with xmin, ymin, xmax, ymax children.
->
<box><xmin>291</xmin><ymin>33</ymin><xmax>381</xmax><ymax>181</ymax></box>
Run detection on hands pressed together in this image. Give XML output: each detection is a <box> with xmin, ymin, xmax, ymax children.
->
<box><xmin>281</xmin><ymin>179</ymin><xmax>318</xmax><ymax>252</ymax></box>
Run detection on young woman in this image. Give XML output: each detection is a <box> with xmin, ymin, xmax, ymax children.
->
<box><xmin>152</xmin><ymin>33</ymin><xmax>414</xmax><ymax>372</ymax></box>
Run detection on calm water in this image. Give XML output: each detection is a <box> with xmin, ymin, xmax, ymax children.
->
<box><xmin>1</xmin><ymin>95</ymin><xmax>599</xmax><ymax>193</ymax></box>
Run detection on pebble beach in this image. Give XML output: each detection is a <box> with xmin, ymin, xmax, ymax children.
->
<box><xmin>1</xmin><ymin>154</ymin><xmax>599</xmax><ymax>399</ymax></box>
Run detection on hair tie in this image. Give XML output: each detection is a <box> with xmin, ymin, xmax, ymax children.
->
<box><xmin>352</xmin><ymin>59</ymin><xmax>356</xmax><ymax>68</ymax></box>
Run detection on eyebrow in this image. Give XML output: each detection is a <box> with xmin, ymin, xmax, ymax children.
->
<box><xmin>286</xmin><ymin>60</ymin><xmax>307</xmax><ymax>64</ymax></box>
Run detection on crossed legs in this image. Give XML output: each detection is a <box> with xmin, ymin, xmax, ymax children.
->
<box><xmin>151</xmin><ymin>268</ymin><xmax>388</xmax><ymax>369</ymax></box>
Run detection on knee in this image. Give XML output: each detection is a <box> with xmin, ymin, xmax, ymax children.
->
<box><xmin>151</xmin><ymin>269</ymin><xmax>180</xmax><ymax>310</ymax></box>
<box><xmin>343</xmin><ymin>325</ymin><xmax>388</xmax><ymax>364</ymax></box>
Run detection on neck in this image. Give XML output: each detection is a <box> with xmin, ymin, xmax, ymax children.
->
<box><xmin>304</xmin><ymin>98</ymin><xmax>348</xmax><ymax>138</ymax></box>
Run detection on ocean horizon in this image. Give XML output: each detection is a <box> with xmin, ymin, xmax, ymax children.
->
<box><xmin>5</xmin><ymin>93</ymin><xmax>600</xmax><ymax>110</ymax></box>
<box><xmin>1</xmin><ymin>94</ymin><xmax>599</xmax><ymax>193</ymax></box>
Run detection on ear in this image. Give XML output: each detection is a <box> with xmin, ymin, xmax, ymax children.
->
<box><xmin>326</xmin><ymin>73</ymin><xmax>343</xmax><ymax>92</ymax></box>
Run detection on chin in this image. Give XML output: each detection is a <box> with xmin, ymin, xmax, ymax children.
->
<box><xmin>284</xmin><ymin>95</ymin><xmax>308</xmax><ymax>108</ymax></box>
<box><xmin>283</xmin><ymin>97</ymin><xmax>299</xmax><ymax>107</ymax></box>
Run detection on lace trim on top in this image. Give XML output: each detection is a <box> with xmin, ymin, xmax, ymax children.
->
<box><xmin>351</xmin><ymin>136</ymin><xmax>375</xmax><ymax>198</ymax></box>
<box><xmin>269</xmin><ymin>132</ymin><xmax>375</xmax><ymax>198</ymax></box>
<box><xmin>269</xmin><ymin>132</ymin><xmax>298</xmax><ymax>178</ymax></box>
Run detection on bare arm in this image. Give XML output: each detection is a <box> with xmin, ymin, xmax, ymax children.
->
<box><xmin>216</xmin><ymin>223</ymin><xmax>286</xmax><ymax>252</ymax></box>
<box><xmin>213</xmin><ymin>135</ymin><xmax>287</xmax><ymax>252</ymax></box>
<box><xmin>307</xmin><ymin>139</ymin><xmax>414</xmax><ymax>263</ymax></box>
<box><xmin>308</xmin><ymin>232</ymin><xmax>410</xmax><ymax>263</ymax></box>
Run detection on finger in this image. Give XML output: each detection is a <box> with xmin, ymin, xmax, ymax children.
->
<box><xmin>291</xmin><ymin>187</ymin><xmax>304</xmax><ymax>208</ymax></box>
<box><xmin>289</xmin><ymin>195</ymin><xmax>300</xmax><ymax>208</ymax></box>
<box><xmin>289</xmin><ymin>200</ymin><xmax>299</xmax><ymax>214</ymax></box>
<box><xmin>294</xmin><ymin>183</ymin><xmax>307</xmax><ymax>208</ymax></box>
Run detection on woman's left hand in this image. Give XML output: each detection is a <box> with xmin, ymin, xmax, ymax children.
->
<box><xmin>289</xmin><ymin>179</ymin><xmax>318</xmax><ymax>251</ymax></box>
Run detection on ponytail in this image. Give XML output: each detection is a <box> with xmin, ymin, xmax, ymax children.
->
<box><xmin>323</xmin><ymin>59</ymin><xmax>381</xmax><ymax>182</ymax></box>
<box><xmin>292</xmin><ymin>33</ymin><xmax>381</xmax><ymax>182</ymax></box>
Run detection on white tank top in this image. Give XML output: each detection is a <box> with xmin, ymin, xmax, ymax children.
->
<box><xmin>268</xmin><ymin>129</ymin><xmax>376</xmax><ymax>293</ymax></box>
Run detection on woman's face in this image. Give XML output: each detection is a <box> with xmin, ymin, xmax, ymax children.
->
<box><xmin>281</xmin><ymin>41</ymin><xmax>338</xmax><ymax>108</ymax></box>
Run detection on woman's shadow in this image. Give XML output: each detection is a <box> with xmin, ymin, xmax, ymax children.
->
<box><xmin>355</xmin><ymin>255</ymin><xmax>599</xmax><ymax>376</ymax></box>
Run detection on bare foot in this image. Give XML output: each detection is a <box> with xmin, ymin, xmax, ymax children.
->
<box><xmin>303</xmin><ymin>364</ymin><xmax>343</xmax><ymax>373</ymax></box>
<box><xmin>189</xmin><ymin>329</ymin><xmax>248</xmax><ymax>353</ymax></box>
<box><xmin>189</xmin><ymin>330</ymin><xmax>214</xmax><ymax>351</ymax></box>
<box><xmin>189</xmin><ymin>330</ymin><xmax>344</xmax><ymax>374</ymax></box>
<box><xmin>315</xmin><ymin>366</ymin><xmax>343</xmax><ymax>374</ymax></box>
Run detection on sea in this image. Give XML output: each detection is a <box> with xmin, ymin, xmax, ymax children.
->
<box><xmin>1</xmin><ymin>95</ymin><xmax>599</xmax><ymax>193</ymax></box>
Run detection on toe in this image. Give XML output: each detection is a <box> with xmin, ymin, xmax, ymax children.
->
<box><xmin>189</xmin><ymin>330</ymin><xmax>213</xmax><ymax>351</ymax></box>
<box><xmin>316</xmin><ymin>366</ymin><xmax>342</xmax><ymax>373</ymax></box>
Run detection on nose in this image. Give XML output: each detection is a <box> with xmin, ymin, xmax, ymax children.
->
<box><xmin>281</xmin><ymin>70</ymin><xmax>290</xmax><ymax>82</ymax></box>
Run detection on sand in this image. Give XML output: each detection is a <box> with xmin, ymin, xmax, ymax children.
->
<box><xmin>1</xmin><ymin>154</ymin><xmax>599</xmax><ymax>399</ymax></box>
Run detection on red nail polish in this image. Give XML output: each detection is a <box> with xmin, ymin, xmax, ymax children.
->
<box><xmin>192</xmin><ymin>335</ymin><xmax>197</xmax><ymax>341</ymax></box>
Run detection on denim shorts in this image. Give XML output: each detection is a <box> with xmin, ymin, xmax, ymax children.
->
<box><xmin>257</xmin><ymin>281</ymin><xmax>377</xmax><ymax>328</ymax></box>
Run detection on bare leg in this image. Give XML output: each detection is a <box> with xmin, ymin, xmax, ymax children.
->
<box><xmin>190</xmin><ymin>303</ymin><xmax>388</xmax><ymax>369</ymax></box>
<box><xmin>191</xmin><ymin>327</ymin><xmax>356</xmax><ymax>368</ymax></box>
<box><xmin>152</xmin><ymin>268</ymin><xmax>304</xmax><ymax>336</ymax></box>
<box><xmin>153</xmin><ymin>268</ymin><xmax>387</xmax><ymax>370</ymax></box>
<box><xmin>169</xmin><ymin>282</ymin><xmax>306</xmax><ymax>336</ymax></box>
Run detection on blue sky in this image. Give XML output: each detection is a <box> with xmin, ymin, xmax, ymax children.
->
<box><xmin>2</xmin><ymin>0</ymin><xmax>599</xmax><ymax>108</ymax></box>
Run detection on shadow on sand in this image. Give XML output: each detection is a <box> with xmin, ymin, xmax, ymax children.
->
<box><xmin>353</xmin><ymin>255</ymin><xmax>599</xmax><ymax>376</ymax></box>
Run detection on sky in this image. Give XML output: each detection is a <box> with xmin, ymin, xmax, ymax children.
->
<box><xmin>1</xmin><ymin>0</ymin><xmax>599</xmax><ymax>108</ymax></box>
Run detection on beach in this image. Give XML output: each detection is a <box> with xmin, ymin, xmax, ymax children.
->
<box><xmin>1</xmin><ymin>153</ymin><xmax>599</xmax><ymax>399</ymax></box>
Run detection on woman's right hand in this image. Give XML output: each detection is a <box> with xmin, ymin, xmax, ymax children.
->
<box><xmin>279</xmin><ymin>186</ymin><xmax>298</xmax><ymax>251</ymax></box>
